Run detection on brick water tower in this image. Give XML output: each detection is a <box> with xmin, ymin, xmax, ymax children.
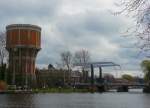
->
<box><xmin>6</xmin><ymin>24</ymin><xmax>41</xmax><ymax>88</ymax></box>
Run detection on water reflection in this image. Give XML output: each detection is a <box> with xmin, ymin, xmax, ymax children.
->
<box><xmin>33</xmin><ymin>93</ymin><xmax>96</xmax><ymax>108</ymax></box>
<box><xmin>0</xmin><ymin>91</ymin><xmax>150</xmax><ymax>108</ymax></box>
<box><xmin>0</xmin><ymin>94</ymin><xmax>36</xmax><ymax>108</ymax></box>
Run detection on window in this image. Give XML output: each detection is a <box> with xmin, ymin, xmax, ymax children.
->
<box><xmin>20</xmin><ymin>29</ymin><xmax>28</xmax><ymax>44</ymax></box>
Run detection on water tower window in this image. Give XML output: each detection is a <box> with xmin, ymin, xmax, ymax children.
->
<box><xmin>20</xmin><ymin>29</ymin><xmax>28</xmax><ymax>44</ymax></box>
<box><xmin>12</xmin><ymin>29</ymin><xmax>19</xmax><ymax>44</ymax></box>
<box><xmin>30</xmin><ymin>30</ymin><xmax>36</xmax><ymax>45</ymax></box>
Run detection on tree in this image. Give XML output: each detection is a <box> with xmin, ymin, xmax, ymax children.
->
<box><xmin>0</xmin><ymin>32</ymin><xmax>8</xmax><ymax>81</ymax></box>
<box><xmin>60</xmin><ymin>51</ymin><xmax>72</xmax><ymax>84</ymax></box>
<box><xmin>74</xmin><ymin>49</ymin><xmax>90</xmax><ymax>70</ymax></box>
<box><xmin>116</xmin><ymin>0</ymin><xmax>150</xmax><ymax>51</ymax></box>
<box><xmin>48</xmin><ymin>64</ymin><xmax>54</xmax><ymax>70</ymax></box>
<box><xmin>121</xmin><ymin>74</ymin><xmax>134</xmax><ymax>81</ymax></box>
<box><xmin>103</xmin><ymin>73</ymin><xmax>115</xmax><ymax>83</ymax></box>
<box><xmin>61</xmin><ymin>51</ymin><xmax>72</xmax><ymax>71</ymax></box>
<box><xmin>141</xmin><ymin>60</ymin><xmax>150</xmax><ymax>82</ymax></box>
<box><xmin>74</xmin><ymin>49</ymin><xmax>90</xmax><ymax>82</ymax></box>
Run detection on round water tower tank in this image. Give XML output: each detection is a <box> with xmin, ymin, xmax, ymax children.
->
<box><xmin>6</xmin><ymin>24</ymin><xmax>41</xmax><ymax>49</ymax></box>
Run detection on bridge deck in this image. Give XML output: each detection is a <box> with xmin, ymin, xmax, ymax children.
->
<box><xmin>74</xmin><ymin>83</ymin><xmax>148</xmax><ymax>87</ymax></box>
<box><xmin>102</xmin><ymin>83</ymin><xmax>147</xmax><ymax>87</ymax></box>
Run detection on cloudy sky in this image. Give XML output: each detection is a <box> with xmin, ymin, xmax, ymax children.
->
<box><xmin>0</xmin><ymin>0</ymin><xmax>147</xmax><ymax>77</ymax></box>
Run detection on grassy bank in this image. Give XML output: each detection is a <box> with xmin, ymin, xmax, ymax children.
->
<box><xmin>32</xmin><ymin>87</ymin><xmax>90</xmax><ymax>93</ymax></box>
<box><xmin>0</xmin><ymin>87</ymin><xmax>91</xmax><ymax>94</ymax></box>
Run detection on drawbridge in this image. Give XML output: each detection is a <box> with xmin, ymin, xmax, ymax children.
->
<box><xmin>75</xmin><ymin>62</ymin><xmax>120</xmax><ymax>87</ymax></box>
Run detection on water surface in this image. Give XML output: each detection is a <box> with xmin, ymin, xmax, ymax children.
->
<box><xmin>0</xmin><ymin>90</ymin><xmax>150</xmax><ymax>108</ymax></box>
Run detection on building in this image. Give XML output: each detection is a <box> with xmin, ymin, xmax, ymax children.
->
<box><xmin>36</xmin><ymin>68</ymin><xmax>82</xmax><ymax>88</ymax></box>
<box><xmin>6</xmin><ymin>24</ymin><xmax>41</xmax><ymax>88</ymax></box>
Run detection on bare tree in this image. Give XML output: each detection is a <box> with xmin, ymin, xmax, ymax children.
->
<box><xmin>61</xmin><ymin>51</ymin><xmax>72</xmax><ymax>71</ymax></box>
<box><xmin>115</xmin><ymin>0</ymin><xmax>150</xmax><ymax>52</ymax></box>
<box><xmin>74</xmin><ymin>49</ymin><xmax>90</xmax><ymax>82</ymax></box>
<box><xmin>60</xmin><ymin>51</ymin><xmax>72</xmax><ymax>84</ymax></box>
<box><xmin>74</xmin><ymin>49</ymin><xmax>90</xmax><ymax>70</ymax></box>
<box><xmin>0</xmin><ymin>31</ymin><xmax>8</xmax><ymax>81</ymax></box>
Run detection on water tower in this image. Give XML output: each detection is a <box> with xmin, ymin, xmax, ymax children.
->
<box><xmin>6</xmin><ymin>24</ymin><xmax>41</xmax><ymax>88</ymax></box>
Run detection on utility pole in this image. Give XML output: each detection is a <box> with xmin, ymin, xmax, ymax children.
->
<box><xmin>99</xmin><ymin>67</ymin><xmax>102</xmax><ymax>84</ymax></box>
<box><xmin>91</xmin><ymin>64</ymin><xmax>94</xmax><ymax>92</ymax></box>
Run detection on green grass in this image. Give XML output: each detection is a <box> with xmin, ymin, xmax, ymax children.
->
<box><xmin>32</xmin><ymin>87</ymin><xmax>90</xmax><ymax>93</ymax></box>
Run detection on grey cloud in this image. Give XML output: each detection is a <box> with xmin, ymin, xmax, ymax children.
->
<box><xmin>49</xmin><ymin>10</ymin><xmax>141</xmax><ymax>71</ymax></box>
<box><xmin>0</xmin><ymin>0</ymin><xmax>60</xmax><ymax>15</ymax></box>
<box><xmin>0</xmin><ymin>0</ymin><xmax>61</xmax><ymax>28</ymax></box>
<box><xmin>56</xmin><ymin>11</ymin><xmax>123</xmax><ymax>38</ymax></box>
<box><xmin>0</xmin><ymin>0</ymin><xmax>143</xmax><ymax>74</ymax></box>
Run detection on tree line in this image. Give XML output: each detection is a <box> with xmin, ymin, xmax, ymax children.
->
<box><xmin>59</xmin><ymin>49</ymin><xmax>90</xmax><ymax>83</ymax></box>
<box><xmin>60</xmin><ymin>49</ymin><xmax>90</xmax><ymax>71</ymax></box>
<box><xmin>0</xmin><ymin>32</ymin><xmax>8</xmax><ymax>81</ymax></box>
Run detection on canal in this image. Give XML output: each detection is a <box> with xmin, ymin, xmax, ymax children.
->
<box><xmin>0</xmin><ymin>90</ymin><xmax>150</xmax><ymax>108</ymax></box>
